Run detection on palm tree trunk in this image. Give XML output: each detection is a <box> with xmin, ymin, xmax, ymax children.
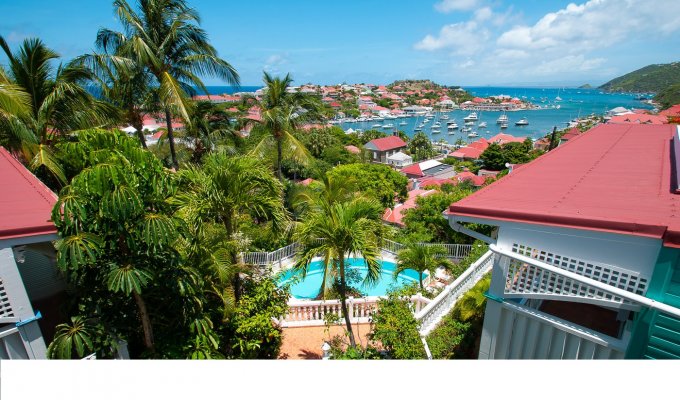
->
<box><xmin>133</xmin><ymin>123</ymin><xmax>147</xmax><ymax>149</ymax></box>
<box><xmin>224</xmin><ymin>212</ymin><xmax>241</xmax><ymax>303</ymax></box>
<box><xmin>164</xmin><ymin>108</ymin><xmax>179</xmax><ymax>170</ymax></box>
<box><xmin>276</xmin><ymin>137</ymin><xmax>283</xmax><ymax>181</ymax></box>
<box><xmin>132</xmin><ymin>291</ymin><xmax>155</xmax><ymax>353</ymax></box>
<box><xmin>419</xmin><ymin>271</ymin><xmax>424</xmax><ymax>292</ymax></box>
<box><xmin>339</xmin><ymin>257</ymin><xmax>357</xmax><ymax>348</ymax></box>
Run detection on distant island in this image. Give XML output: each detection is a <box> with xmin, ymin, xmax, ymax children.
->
<box><xmin>599</xmin><ymin>61</ymin><xmax>680</xmax><ymax>93</ymax></box>
<box><xmin>578</xmin><ymin>84</ymin><xmax>592</xmax><ymax>89</ymax></box>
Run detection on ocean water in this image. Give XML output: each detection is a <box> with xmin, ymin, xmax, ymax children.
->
<box><xmin>203</xmin><ymin>86</ymin><xmax>654</xmax><ymax>144</ymax></box>
<box><xmin>340</xmin><ymin>87</ymin><xmax>654</xmax><ymax>144</ymax></box>
<box><xmin>204</xmin><ymin>85</ymin><xmax>262</xmax><ymax>94</ymax></box>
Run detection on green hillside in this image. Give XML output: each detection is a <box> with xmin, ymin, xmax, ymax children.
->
<box><xmin>599</xmin><ymin>62</ymin><xmax>680</xmax><ymax>93</ymax></box>
<box><xmin>655</xmin><ymin>83</ymin><xmax>680</xmax><ymax>109</ymax></box>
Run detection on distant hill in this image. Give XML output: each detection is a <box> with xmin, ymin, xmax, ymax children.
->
<box><xmin>578</xmin><ymin>84</ymin><xmax>592</xmax><ymax>89</ymax></box>
<box><xmin>655</xmin><ymin>83</ymin><xmax>680</xmax><ymax>109</ymax></box>
<box><xmin>599</xmin><ymin>62</ymin><xmax>680</xmax><ymax>93</ymax></box>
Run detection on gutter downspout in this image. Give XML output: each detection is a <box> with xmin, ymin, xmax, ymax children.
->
<box><xmin>446</xmin><ymin>212</ymin><xmax>496</xmax><ymax>245</ymax></box>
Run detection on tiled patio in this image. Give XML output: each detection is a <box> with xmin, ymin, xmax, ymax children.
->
<box><xmin>278</xmin><ymin>323</ymin><xmax>373</xmax><ymax>359</ymax></box>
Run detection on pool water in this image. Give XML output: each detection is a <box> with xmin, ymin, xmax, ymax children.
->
<box><xmin>277</xmin><ymin>258</ymin><xmax>424</xmax><ymax>299</ymax></box>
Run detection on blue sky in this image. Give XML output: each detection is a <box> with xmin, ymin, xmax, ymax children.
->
<box><xmin>1</xmin><ymin>0</ymin><xmax>679</xmax><ymax>86</ymax></box>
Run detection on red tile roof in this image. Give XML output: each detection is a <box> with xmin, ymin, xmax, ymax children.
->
<box><xmin>382</xmin><ymin>189</ymin><xmax>437</xmax><ymax>226</ymax></box>
<box><xmin>365</xmin><ymin>136</ymin><xmax>407</xmax><ymax>151</ymax></box>
<box><xmin>608</xmin><ymin>114</ymin><xmax>667</xmax><ymax>125</ymax></box>
<box><xmin>400</xmin><ymin>163</ymin><xmax>423</xmax><ymax>177</ymax></box>
<box><xmin>449</xmin><ymin>124</ymin><xmax>680</xmax><ymax>247</ymax></box>
<box><xmin>450</xmin><ymin>146</ymin><xmax>484</xmax><ymax>160</ymax></box>
<box><xmin>488</xmin><ymin>133</ymin><xmax>526</xmax><ymax>144</ymax></box>
<box><xmin>659</xmin><ymin>104</ymin><xmax>680</xmax><ymax>117</ymax></box>
<box><xmin>0</xmin><ymin>147</ymin><xmax>58</xmax><ymax>240</ymax></box>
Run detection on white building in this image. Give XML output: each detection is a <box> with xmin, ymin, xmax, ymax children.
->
<box><xmin>386</xmin><ymin>151</ymin><xmax>413</xmax><ymax>168</ymax></box>
<box><xmin>447</xmin><ymin>124</ymin><xmax>680</xmax><ymax>359</ymax></box>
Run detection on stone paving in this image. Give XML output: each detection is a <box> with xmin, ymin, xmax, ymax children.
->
<box><xmin>278</xmin><ymin>323</ymin><xmax>373</xmax><ymax>360</ymax></box>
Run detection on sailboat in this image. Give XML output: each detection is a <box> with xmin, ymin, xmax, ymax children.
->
<box><xmin>555</xmin><ymin>87</ymin><xmax>563</xmax><ymax>102</ymax></box>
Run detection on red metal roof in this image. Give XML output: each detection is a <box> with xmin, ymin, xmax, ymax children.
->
<box><xmin>449</xmin><ymin>124</ymin><xmax>680</xmax><ymax>247</ymax></box>
<box><xmin>365</xmin><ymin>136</ymin><xmax>407</xmax><ymax>151</ymax></box>
<box><xmin>401</xmin><ymin>163</ymin><xmax>423</xmax><ymax>177</ymax></box>
<box><xmin>0</xmin><ymin>147</ymin><xmax>58</xmax><ymax>240</ymax></box>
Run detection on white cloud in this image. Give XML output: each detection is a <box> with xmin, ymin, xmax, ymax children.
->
<box><xmin>473</xmin><ymin>7</ymin><xmax>492</xmax><ymax>22</ymax></box>
<box><xmin>532</xmin><ymin>55</ymin><xmax>607</xmax><ymax>76</ymax></box>
<box><xmin>416</xmin><ymin>0</ymin><xmax>680</xmax><ymax>84</ymax></box>
<box><xmin>497</xmin><ymin>0</ymin><xmax>680</xmax><ymax>53</ymax></box>
<box><xmin>264</xmin><ymin>53</ymin><xmax>289</xmax><ymax>74</ymax></box>
<box><xmin>414</xmin><ymin>21</ymin><xmax>489</xmax><ymax>55</ymax></box>
<box><xmin>434</xmin><ymin>0</ymin><xmax>480</xmax><ymax>13</ymax></box>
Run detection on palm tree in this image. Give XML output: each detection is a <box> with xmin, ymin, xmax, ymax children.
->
<box><xmin>248</xmin><ymin>72</ymin><xmax>323</xmax><ymax>180</ymax></box>
<box><xmin>172</xmin><ymin>152</ymin><xmax>288</xmax><ymax>300</ymax></box>
<box><xmin>98</xmin><ymin>0</ymin><xmax>240</xmax><ymax>170</ymax></box>
<box><xmin>74</xmin><ymin>51</ymin><xmax>154</xmax><ymax>148</ymax></box>
<box><xmin>395</xmin><ymin>243</ymin><xmax>454</xmax><ymax>292</ymax></box>
<box><xmin>294</xmin><ymin>193</ymin><xmax>383</xmax><ymax>348</ymax></box>
<box><xmin>0</xmin><ymin>67</ymin><xmax>30</xmax><ymax>119</ymax></box>
<box><xmin>181</xmin><ymin>101</ymin><xmax>243</xmax><ymax>163</ymax></box>
<box><xmin>0</xmin><ymin>36</ymin><xmax>117</xmax><ymax>185</ymax></box>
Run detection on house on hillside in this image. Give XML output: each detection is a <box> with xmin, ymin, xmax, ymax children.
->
<box><xmin>401</xmin><ymin>160</ymin><xmax>455</xmax><ymax>179</ymax></box>
<box><xmin>447</xmin><ymin>124</ymin><xmax>680</xmax><ymax>359</ymax></box>
<box><xmin>364</xmin><ymin>136</ymin><xmax>408</xmax><ymax>164</ymax></box>
<box><xmin>386</xmin><ymin>151</ymin><xmax>413</xmax><ymax>168</ymax></box>
<box><xmin>382</xmin><ymin>189</ymin><xmax>437</xmax><ymax>227</ymax></box>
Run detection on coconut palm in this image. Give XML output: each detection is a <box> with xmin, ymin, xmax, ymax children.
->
<box><xmin>0</xmin><ymin>67</ymin><xmax>30</xmax><ymax>118</ymax></box>
<box><xmin>0</xmin><ymin>36</ymin><xmax>117</xmax><ymax>185</ymax></box>
<box><xmin>294</xmin><ymin>194</ymin><xmax>383</xmax><ymax>348</ymax></box>
<box><xmin>74</xmin><ymin>51</ymin><xmax>154</xmax><ymax>148</ymax></box>
<box><xmin>181</xmin><ymin>101</ymin><xmax>243</xmax><ymax>163</ymax></box>
<box><xmin>395</xmin><ymin>243</ymin><xmax>454</xmax><ymax>292</ymax></box>
<box><xmin>172</xmin><ymin>152</ymin><xmax>288</xmax><ymax>300</ymax></box>
<box><xmin>248</xmin><ymin>72</ymin><xmax>323</xmax><ymax>180</ymax></box>
<box><xmin>97</xmin><ymin>0</ymin><xmax>240</xmax><ymax>170</ymax></box>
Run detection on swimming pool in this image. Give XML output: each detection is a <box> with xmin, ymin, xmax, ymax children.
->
<box><xmin>277</xmin><ymin>258</ymin><xmax>424</xmax><ymax>299</ymax></box>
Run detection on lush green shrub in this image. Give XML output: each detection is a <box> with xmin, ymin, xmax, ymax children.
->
<box><xmin>426</xmin><ymin>274</ymin><xmax>491</xmax><ymax>359</ymax></box>
<box><xmin>369</xmin><ymin>293</ymin><xmax>426</xmax><ymax>359</ymax></box>
<box><xmin>226</xmin><ymin>277</ymin><xmax>289</xmax><ymax>359</ymax></box>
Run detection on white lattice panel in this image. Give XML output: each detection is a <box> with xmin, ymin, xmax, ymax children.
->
<box><xmin>0</xmin><ymin>278</ymin><xmax>15</xmax><ymax>318</ymax></box>
<box><xmin>505</xmin><ymin>243</ymin><xmax>649</xmax><ymax>306</ymax></box>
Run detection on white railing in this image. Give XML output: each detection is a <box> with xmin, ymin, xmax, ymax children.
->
<box><xmin>491</xmin><ymin>244</ymin><xmax>680</xmax><ymax>319</ymax></box>
<box><xmin>241</xmin><ymin>242</ymin><xmax>300</xmax><ymax>269</ymax></box>
<box><xmin>280</xmin><ymin>294</ymin><xmax>430</xmax><ymax>327</ymax></box>
<box><xmin>416</xmin><ymin>250</ymin><xmax>494</xmax><ymax>336</ymax></box>
<box><xmin>243</xmin><ymin>240</ymin><xmax>473</xmax><ymax>268</ymax></box>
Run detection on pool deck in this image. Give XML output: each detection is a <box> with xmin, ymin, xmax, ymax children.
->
<box><xmin>278</xmin><ymin>322</ymin><xmax>373</xmax><ymax>359</ymax></box>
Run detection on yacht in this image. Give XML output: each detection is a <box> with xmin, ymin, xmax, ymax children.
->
<box><xmin>465</xmin><ymin>121</ymin><xmax>474</xmax><ymax>126</ymax></box>
<box><xmin>432</xmin><ymin>122</ymin><xmax>441</xmax><ymax>128</ymax></box>
<box><xmin>448</xmin><ymin>121</ymin><xmax>459</xmax><ymax>130</ymax></box>
<box><xmin>461</xmin><ymin>127</ymin><xmax>472</xmax><ymax>133</ymax></box>
<box><xmin>432</xmin><ymin>128</ymin><xmax>441</xmax><ymax>134</ymax></box>
<box><xmin>515</xmin><ymin>118</ymin><xmax>529</xmax><ymax>126</ymax></box>
<box><xmin>371</xmin><ymin>123</ymin><xmax>382</xmax><ymax>128</ymax></box>
<box><xmin>496</xmin><ymin>113</ymin><xmax>508</xmax><ymax>124</ymax></box>
<box><xmin>399</xmin><ymin>121</ymin><xmax>407</xmax><ymax>126</ymax></box>
<box><xmin>467</xmin><ymin>131</ymin><xmax>479</xmax><ymax>138</ymax></box>
<box><xmin>440</xmin><ymin>114</ymin><xmax>449</xmax><ymax>120</ymax></box>
<box><xmin>414</xmin><ymin>126</ymin><xmax>423</xmax><ymax>132</ymax></box>
<box><xmin>463</xmin><ymin>112</ymin><xmax>478</xmax><ymax>122</ymax></box>
<box><xmin>382</xmin><ymin>123</ymin><xmax>394</xmax><ymax>129</ymax></box>
<box><xmin>500</xmin><ymin>122</ymin><xmax>508</xmax><ymax>129</ymax></box>
<box><xmin>478</xmin><ymin>121</ymin><xmax>487</xmax><ymax>128</ymax></box>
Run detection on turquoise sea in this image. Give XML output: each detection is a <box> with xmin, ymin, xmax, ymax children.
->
<box><xmin>205</xmin><ymin>86</ymin><xmax>654</xmax><ymax>144</ymax></box>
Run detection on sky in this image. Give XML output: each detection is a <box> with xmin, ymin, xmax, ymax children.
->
<box><xmin>1</xmin><ymin>0</ymin><xmax>679</xmax><ymax>87</ymax></box>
